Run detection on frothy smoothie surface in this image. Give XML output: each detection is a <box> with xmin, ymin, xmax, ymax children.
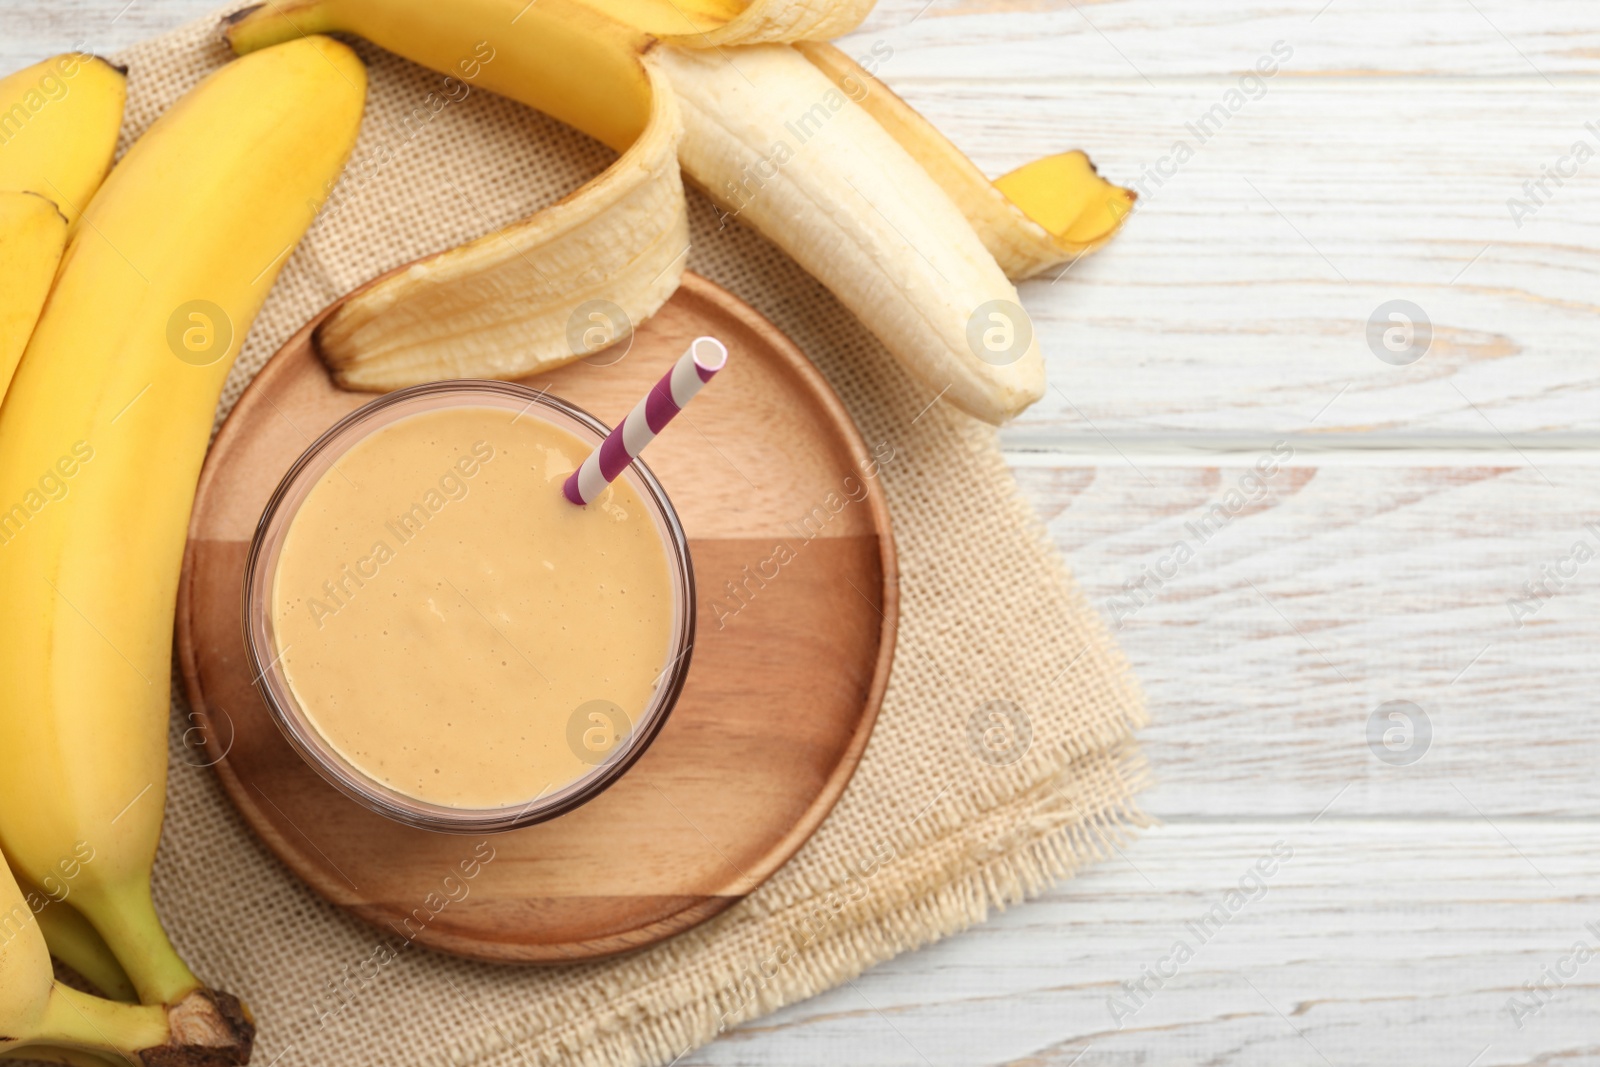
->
<box><xmin>271</xmin><ymin>405</ymin><xmax>675</xmax><ymax>809</ymax></box>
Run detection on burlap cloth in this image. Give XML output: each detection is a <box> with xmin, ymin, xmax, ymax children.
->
<box><xmin>97</xmin><ymin>12</ymin><xmax>1147</xmax><ymax>1066</ymax></box>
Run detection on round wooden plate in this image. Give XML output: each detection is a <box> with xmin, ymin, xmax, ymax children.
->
<box><xmin>176</xmin><ymin>273</ymin><xmax>896</xmax><ymax>962</ymax></box>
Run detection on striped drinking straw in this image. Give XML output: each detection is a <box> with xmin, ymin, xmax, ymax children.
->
<box><xmin>563</xmin><ymin>336</ymin><xmax>728</xmax><ymax>506</ymax></box>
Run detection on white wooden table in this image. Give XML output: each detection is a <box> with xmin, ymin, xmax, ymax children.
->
<box><xmin>8</xmin><ymin>2</ymin><xmax>1597</xmax><ymax>1063</ymax></box>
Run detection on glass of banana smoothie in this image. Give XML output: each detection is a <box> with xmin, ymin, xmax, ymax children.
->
<box><xmin>243</xmin><ymin>381</ymin><xmax>695</xmax><ymax>833</ymax></box>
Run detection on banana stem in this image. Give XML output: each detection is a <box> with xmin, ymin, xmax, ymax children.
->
<box><xmin>35</xmin><ymin>900</ymin><xmax>139</xmax><ymax>1003</ymax></box>
<box><xmin>29</xmin><ymin>984</ymin><xmax>168</xmax><ymax>1062</ymax></box>
<box><xmin>222</xmin><ymin>1</ymin><xmax>336</xmax><ymax>52</ymax></box>
<box><xmin>0</xmin><ymin>1044</ymin><xmax>130</xmax><ymax>1067</ymax></box>
<box><xmin>71</xmin><ymin>884</ymin><xmax>198</xmax><ymax>1008</ymax></box>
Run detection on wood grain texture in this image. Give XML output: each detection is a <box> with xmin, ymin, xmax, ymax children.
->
<box><xmin>884</xmin><ymin>78</ymin><xmax>1600</xmax><ymax>445</ymax></box>
<box><xmin>176</xmin><ymin>274</ymin><xmax>897</xmax><ymax>961</ymax></box>
<box><xmin>688</xmin><ymin>823</ymin><xmax>1600</xmax><ymax>1067</ymax></box>
<box><xmin>0</xmin><ymin>0</ymin><xmax>220</xmax><ymax>67</ymax></box>
<box><xmin>1016</xmin><ymin>456</ymin><xmax>1600</xmax><ymax>819</ymax></box>
<box><xmin>6</xmin><ymin>0</ymin><xmax>1593</xmax><ymax>1061</ymax></box>
<box><xmin>846</xmin><ymin>0</ymin><xmax>1600</xmax><ymax>79</ymax></box>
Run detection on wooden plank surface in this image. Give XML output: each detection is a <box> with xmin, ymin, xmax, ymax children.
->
<box><xmin>692</xmin><ymin>823</ymin><xmax>1600</xmax><ymax>1067</ymax></box>
<box><xmin>851</xmin><ymin>0</ymin><xmax>1600</xmax><ymax>79</ymax></box>
<box><xmin>6</xmin><ymin>1</ymin><xmax>1597</xmax><ymax>1065</ymax></box>
<box><xmin>1017</xmin><ymin>456</ymin><xmax>1600</xmax><ymax>819</ymax></box>
<box><xmin>916</xmin><ymin>78</ymin><xmax>1600</xmax><ymax>445</ymax></box>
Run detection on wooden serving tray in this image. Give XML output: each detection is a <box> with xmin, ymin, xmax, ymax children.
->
<box><xmin>176</xmin><ymin>273</ymin><xmax>897</xmax><ymax>962</ymax></box>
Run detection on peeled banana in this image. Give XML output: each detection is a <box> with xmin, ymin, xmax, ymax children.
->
<box><xmin>224</xmin><ymin>0</ymin><xmax>1132</xmax><ymax>423</ymax></box>
<box><xmin>661</xmin><ymin>42</ymin><xmax>1045</xmax><ymax>421</ymax></box>
<box><xmin>0</xmin><ymin>32</ymin><xmax>365</xmax><ymax>1051</ymax></box>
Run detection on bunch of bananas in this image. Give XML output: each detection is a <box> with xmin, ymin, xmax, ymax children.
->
<box><xmin>0</xmin><ymin>35</ymin><xmax>365</xmax><ymax>1066</ymax></box>
<box><xmin>0</xmin><ymin>0</ymin><xmax>1127</xmax><ymax>1060</ymax></box>
<box><xmin>224</xmin><ymin>0</ymin><xmax>1133</xmax><ymax>424</ymax></box>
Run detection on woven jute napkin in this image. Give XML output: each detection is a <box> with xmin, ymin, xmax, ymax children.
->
<box><xmin>82</xmin><ymin>12</ymin><xmax>1148</xmax><ymax>1066</ymax></box>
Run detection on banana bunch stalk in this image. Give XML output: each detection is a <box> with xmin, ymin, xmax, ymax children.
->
<box><xmin>225</xmin><ymin>0</ymin><xmax>1134</xmax><ymax>424</ymax></box>
<box><xmin>0</xmin><ymin>858</ymin><xmax>248</xmax><ymax>1066</ymax></box>
<box><xmin>0</xmin><ymin>34</ymin><xmax>367</xmax><ymax>1063</ymax></box>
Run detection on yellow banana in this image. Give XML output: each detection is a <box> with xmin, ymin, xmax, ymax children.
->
<box><xmin>1</xmin><ymin>1046</ymin><xmax>124</xmax><ymax>1067</ymax></box>
<box><xmin>0</xmin><ymin>53</ymin><xmax>126</xmax><ymax>406</ymax></box>
<box><xmin>226</xmin><ymin>0</ymin><xmax>652</xmax><ymax>151</ymax></box>
<box><xmin>579</xmin><ymin>0</ymin><xmax>872</xmax><ymax>46</ymax></box>
<box><xmin>225</xmin><ymin>0</ymin><xmax>1131</xmax><ymax>422</ymax></box>
<box><xmin>31</xmin><ymin>891</ymin><xmax>138</xmax><ymax>1003</ymax></box>
<box><xmin>0</xmin><ymin>53</ymin><xmax>126</xmax><ymax>227</ymax></box>
<box><xmin>0</xmin><ymin>192</ymin><xmax>65</xmax><ymax>401</ymax></box>
<box><xmin>0</xmin><ymin>860</ymin><xmax>247</xmax><ymax>1065</ymax></box>
<box><xmin>0</xmin><ymin>32</ymin><xmax>365</xmax><ymax>1049</ymax></box>
<box><xmin>0</xmin><ymin>867</ymin><xmax>60</xmax><ymax>1058</ymax></box>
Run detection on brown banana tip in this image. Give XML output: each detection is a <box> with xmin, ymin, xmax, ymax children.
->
<box><xmin>140</xmin><ymin>989</ymin><xmax>257</xmax><ymax>1067</ymax></box>
<box><xmin>222</xmin><ymin>4</ymin><xmax>266</xmax><ymax>26</ymax></box>
<box><xmin>86</xmin><ymin>54</ymin><xmax>130</xmax><ymax>75</ymax></box>
<box><xmin>308</xmin><ymin>321</ymin><xmax>332</xmax><ymax>364</ymax></box>
<box><xmin>309</xmin><ymin>324</ymin><xmax>363</xmax><ymax>391</ymax></box>
<box><xmin>212</xmin><ymin>991</ymin><xmax>256</xmax><ymax>1052</ymax></box>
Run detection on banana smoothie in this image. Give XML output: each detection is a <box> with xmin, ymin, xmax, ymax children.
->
<box><xmin>269</xmin><ymin>403</ymin><xmax>676</xmax><ymax>811</ymax></box>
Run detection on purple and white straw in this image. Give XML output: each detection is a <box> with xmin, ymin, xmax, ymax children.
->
<box><xmin>563</xmin><ymin>336</ymin><xmax>728</xmax><ymax>506</ymax></box>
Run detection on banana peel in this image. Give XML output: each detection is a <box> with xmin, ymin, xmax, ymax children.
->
<box><xmin>227</xmin><ymin>0</ymin><xmax>689</xmax><ymax>391</ymax></box>
<box><xmin>225</xmin><ymin>0</ymin><xmax>1133</xmax><ymax>423</ymax></box>
<box><xmin>797</xmin><ymin>41</ymin><xmax>1134</xmax><ymax>280</ymax></box>
<box><xmin>578</xmin><ymin>0</ymin><xmax>874</xmax><ymax>46</ymax></box>
<box><xmin>317</xmin><ymin>59</ymin><xmax>687</xmax><ymax>390</ymax></box>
